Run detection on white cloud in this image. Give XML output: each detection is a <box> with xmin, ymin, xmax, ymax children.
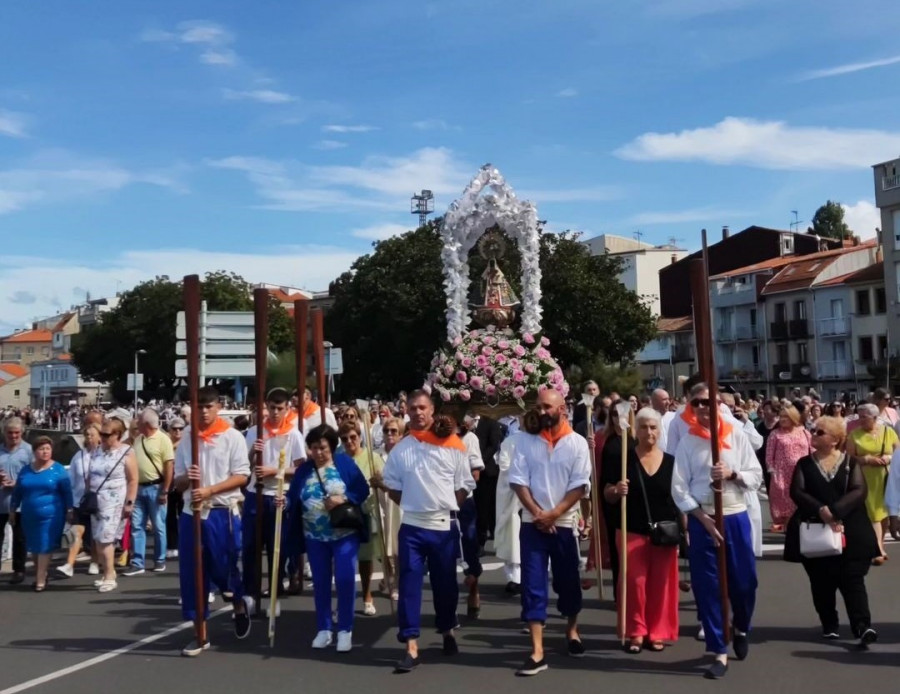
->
<box><xmin>0</xmin><ymin>150</ymin><xmax>187</xmax><ymax>215</ymax></box>
<box><xmin>412</xmin><ymin>119</ymin><xmax>456</xmax><ymax>131</ymax></box>
<box><xmin>799</xmin><ymin>54</ymin><xmax>900</xmax><ymax>81</ymax></box>
<box><xmin>351</xmin><ymin>223</ymin><xmax>410</xmax><ymax>240</ymax></box>
<box><xmin>0</xmin><ymin>245</ymin><xmax>359</xmax><ymax>334</ymax></box>
<box><xmin>627</xmin><ymin>206</ymin><xmax>743</xmax><ymax>225</ymax></box>
<box><xmin>520</xmin><ymin>186</ymin><xmax>622</xmax><ymax>203</ymax></box>
<box><xmin>141</xmin><ymin>20</ymin><xmax>238</xmax><ymax>67</ymax></box>
<box><xmin>314</xmin><ymin>140</ymin><xmax>348</xmax><ymax>150</ymax></box>
<box><xmin>0</xmin><ymin>109</ymin><xmax>28</xmax><ymax>138</ymax></box>
<box><xmin>323</xmin><ymin>124</ymin><xmax>377</xmax><ymax>133</ymax></box>
<box><xmin>842</xmin><ymin>200</ymin><xmax>881</xmax><ymax>239</ymax></box>
<box><xmin>556</xmin><ymin>88</ymin><xmax>578</xmax><ymax>98</ymax></box>
<box><xmin>615</xmin><ymin>117</ymin><xmax>900</xmax><ymax>170</ymax></box>
<box><xmin>222</xmin><ymin>88</ymin><xmax>295</xmax><ymax>104</ymax></box>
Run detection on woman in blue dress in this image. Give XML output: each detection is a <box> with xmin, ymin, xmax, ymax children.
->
<box><xmin>10</xmin><ymin>436</ymin><xmax>73</xmax><ymax>591</ymax></box>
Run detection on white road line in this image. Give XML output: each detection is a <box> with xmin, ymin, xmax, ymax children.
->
<box><xmin>0</xmin><ymin>607</ymin><xmax>232</xmax><ymax>694</ymax></box>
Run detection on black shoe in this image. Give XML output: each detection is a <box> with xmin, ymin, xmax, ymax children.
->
<box><xmin>10</xmin><ymin>572</ymin><xmax>25</xmax><ymax>585</ymax></box>
<box><xmin>732</xmin><ymin>631</ymin><xmax>749</xmax><ymax>660</ymax></box>
<box><xmin>821</xmin><ymin>630</ymin><xmax>840</xmax><ymax>640</ymax></box>
<box><xmin>394</xmin><ymin>653</ymin><xmax>420</xmax><ymax>673</ymax></box>
<box><xmin>505</xmin><ymin>582</ymin><xmax>521</xmax><ymax>595</ymax></box>
<box><xmin>466</xmin><ymin>605</ymin><xmax>480</xmax><ymax>620</ymax></box>
<box><xmin>567</xmin><ymin>639</ymin><xmax>586</xmax><ymax>658</ymax></box>
<box><xmin>233</xmin><ymin>597</ymin><xmax>252</xmax><ymax>640</ymax></box>
<box><xmin>516</xmin><ymin>657</ymin><xmax>548</xmax><ymax>677</ymax></box>
<box><xmin>704</xmin><ymin>661</ymin><xmax>728</xmax><ymax>679</ymax></box>
<box><xmin>443</xmin><ymin>634</ymin><xmax>459</xmax><ymax>656</ymax></box>
<box><xmin>859</xmin><ymin>628</ymin><xmax>878</xmax><ymax>648</ymax></box>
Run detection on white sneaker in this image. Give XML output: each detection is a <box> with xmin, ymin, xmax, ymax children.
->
<box><xmin>98</xmin><ymin>580</ymin><xmax>117</xmax><ymax>593</ymax></box>
<box><xmin>208</xmin><ymin>592</ymin><xmax>216</xmax><ymax>604</ymax></box>
<box><xmin>166</xmin><ymin>549</ymin><xmax>179</xmax><ymax>559</ymax></box>
<box><xmin>88</xmin><ymin>563</ymin><xmax>100</xmax><ymax>576</ymax></box>
<box><xmin>303</xmin><ymin>563</ymin><xmax>313</xmax><ymax>580</ymax></box>
<box><xmin>312</xmin><ymin>630</ymin><xmax>333</xmax><ymax>649</ymax></box>
<box><xmin>363</xmin><ymin>602</ymin><xmax>376</xmax><ymax>616</ymax></box>
<box><xmin>56</xmin><ymin>564</ymin><xmax>74</xmax><ymax>578</ymax></box>
<box><xmin>336</xmin><ymin>631</ymin><xmax>352</xmax><ymax>652</ymax></box>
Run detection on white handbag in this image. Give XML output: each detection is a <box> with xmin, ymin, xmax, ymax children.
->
<box><xmin>799</xmin><ymin>521</ymin><xmax>844</xmax><ymax>558</ymax></box>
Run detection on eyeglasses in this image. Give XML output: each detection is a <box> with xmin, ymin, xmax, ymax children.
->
<box><xmin>691</xmin><ymin>398</ymin><xmax>711</xmax><ymax>408</ymax></box>
<box><xmin>171</xmin><ymin>427</ymin><xmax>184</xmax><ymax>432</ymax></box>
<box><xmin>383</xmin><ymin>428</ymin><xmax>399</xmax><ymax>434</ymax></box>
<box><xmin>100</xmin><ymin>432</ymin><xmax>112</xmax><ymax>438</ymax></box>
<box><xmin>813</xmin><ymin>429</ymin><xmax>829</xmax><ymax>437</ymax></box>
<box><xmin>339</xmin><ymin>435</ymin><xmax>358</xmax><ymax>442</ymax></box>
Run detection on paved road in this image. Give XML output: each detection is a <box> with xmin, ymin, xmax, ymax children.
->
<box><xmin>1</xmin><ymin>525</ymin><xmax>898</xmax><ymax>693</ymax></box>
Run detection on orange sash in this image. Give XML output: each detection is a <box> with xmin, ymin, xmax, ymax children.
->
<box><xmin>409</xmin><ymin>428</ymin><xmax>467</xmax><ymax>453</ymax></box>
<box><xmin>540</xmin><ymin>418</ymin><xmax>574</xmax><ymax>448</ymax></box>
<box><xmin>682</xmin><ymin>404</ymin><xmax>732</xmax><ymax>451</ymax></box>
<box><xmin>264</xmin><ymin>414</ymin><xmax>295</xmax><ymax>438</ymax></box>
<box><xmin>198</xmin><ymin>417</ymin><xmax>231</xmax><ymax>445</ymax></box>
<box><xmin>302</xmin><ymin>401</ymin><xmax>319</xmax><ymax>419</ymax></box>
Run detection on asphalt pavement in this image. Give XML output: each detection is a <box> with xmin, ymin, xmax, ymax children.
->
<box><xmin>1</xmin><ymin>509</ymin><xmax>899</xmax><ymax>694</ymax></box>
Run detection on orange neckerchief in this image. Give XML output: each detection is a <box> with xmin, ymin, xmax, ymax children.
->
<box><xmin>682</xmin><ymin>404</ymin><xmax>732</xmax><ymax>451</ymax></box>
<box><xmin>541</xmin><ymin>419</ymin><xmax>574</xmax><ymax>448</ymax></box>
<box><xmin>198</xmin><ymin>417</ymin><xmax>231</xmax><ymax>445</ymax></box>
<box><xmin>302</xmin><ymin>401</ymin><xmax>319</xmax><ymax>419</ymax></box>
<box><xmin>409</xmin><ymin>428</ymin><xmax>467</xmax><ymax>453</ymax></box>
<box><xmin>264</xmin><ymin>414</ymin><xmax>295</xmax><ymax>438</ymax></box>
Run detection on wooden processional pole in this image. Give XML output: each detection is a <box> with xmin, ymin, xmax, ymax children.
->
<box><xmin>253</xmin><ymin>288</ymin><xmax>269</xmax><ymax>609</ymax></box>
<box><xmin>295</xmin><ymin>300</ymin><xmax>309</xmax><ymax>410</ymax></box>
<box><xmin>312</xmin><ymin>309</ymin><xmax>327</xmax><ymax>421</ymax></box>
<box><xmin>183</xmin><ymin>274</ymin><xmax>207</xmax><ymax>646</ymax></box>
<box><xmin>689</xmin><ymin>229</ymin><xmax>730</xmax><ymax>645</ymax></box>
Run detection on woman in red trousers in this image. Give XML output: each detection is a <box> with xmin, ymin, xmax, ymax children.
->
<box><xmin>603</xmin><ymin>407</ymin><xmax>680</xmax><ymax>653</ymax></box>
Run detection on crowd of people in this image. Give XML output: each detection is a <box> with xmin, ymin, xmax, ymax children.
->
<box><xmin>1</xmin><ymin>380</ymin><xmax>899</xmax><ymax>678</ymax></box>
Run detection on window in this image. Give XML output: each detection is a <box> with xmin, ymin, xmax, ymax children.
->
<box><xmin>777</xmin><ymin>343</ymin><xmax>789</xmax><ymax>364</ymax></box>
<box><xmin>781</xmin><ymin>234</ymin><xmax>795</xmax><ymax>256</ymax></box>
<box><xmin>774</xmin><ymin>303</ymin><xmax>787</xmax><ymax>323</ymax></box>
<box><xmin>830</xmin><ymin>298</ymin><xmax>844</xmax><ymax>318</ymax></box>
<box><xmin>857</xmin><ymin>289</ymin><xmax>871</xmax><ymax>315</ymax></box>
<box><xmin>751</xmin><ymin>345</ymin><xmax>760</xmax><ymax>367</ymax></box>
<box><xmin>13</xmin><ymin>389</ymin><xmax>19</xmax><ymax>397</ymax></box>
<box><xmin>26</xmin><ymin>346</ymin><xmax>34</xmax><ymax>355</ymax></box>
<box><xmin>832</xmin><ymin>341</ymin><xmax>846</xmax><ymax>361</ymax></box>
<box><xmin>749</xmin><ymin>308</ymin><xmax>757</xmax><ymax>327</ymax></box>
<box><xmin>797</xmin><ymin>343</ymin><xmax>808</xmax><ymax>363</ymax></box>
<box><xmin>859</xmin><ymin>336</ymin><xmax>874</xmax><ymax>362</ymax></box>
<box><xmin>876</xmin><ymin>287</ymin><xmax>887</xmax><ymax>314</ymax></box>
<box><xmin>878</xmin><ymin>335</ymin><xmax>888</xmax><ymax>361</ymax></box>
<box><xmin>793</xmin><ymin>300</ymin><xmax>806</xmax><ymax>320</ymax></box>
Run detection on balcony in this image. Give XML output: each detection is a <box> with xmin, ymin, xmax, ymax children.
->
<box><xmin>884</xmin><ymin>173</ymin><xmax>900</xmax><ymax>191</ymax></box>
<box><xmin>819</xmin><ymin>316</ymin><xmax>850</xmax><ymax>337</ymax></box>
<box><xmin>773</xmin><ymin>363</ymin><xmax>792</xmax><ymax>381</ymax></box>
<box><xmin>791</xmin><ymin>362</ymin><xmax>813</xmax><ymax>379</ymax></box>
<box><xmin>719</xmin><ymin>365</ymin><xmax>763</xmax><ymax>381</ymax></box>
<box><xmin>789</xmin><ymin>320</ymin><xmax>809</xmax><ymax>338</ymax></box>
<box><xmin>716</xmin><ymin>327</ymin><xmax>736</xmax><ymax>342</ymax></box>
<box><xmin>672</xmin><ymin>345</ymin><xmax>695</xmax><ymax>362</ymax></box>
<box><xmin>770</xmin><ymin>322</ymin><xmax>789</xmax><ymax>340</ymax></box>
<box><xmin>734</xmin><ymin>325</ymin><xmax>759</xmax><ymax>341</ymax></box>
<box><xmin>818</xmin><ymin>360</ymin><xmax>853</xmax><ymax>380</ymax></box>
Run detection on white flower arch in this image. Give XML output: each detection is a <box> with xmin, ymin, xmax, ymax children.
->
<box><xmin>441</xmin><ymin>164</ymin><xmax>542</xmax><ymax>341</ymax></box>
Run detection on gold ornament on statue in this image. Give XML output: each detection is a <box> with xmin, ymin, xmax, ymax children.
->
<box><xmin>471</xmin><ymin>231</ymin><xmax>520</xmax><ymax>329</ymax></box>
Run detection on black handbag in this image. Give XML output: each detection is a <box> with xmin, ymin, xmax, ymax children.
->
<box><xmin>636</xmin><ymin>459</ymin><xmax>681</xmax><ymax>547</ymax></box>
<box><xmin>79</xmin><ymin>447</ymin><xmax>130</xmax><ymax>516</ymax></box>
<box><xmin>313</xmin><ymin>465</ymin><xmax>365</xmax><ymax>532</ymax></box>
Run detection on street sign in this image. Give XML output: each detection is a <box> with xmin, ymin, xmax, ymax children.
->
<box><xmin>176</xmin><ymin>340</ymin><xmax>255</xmax><ymax>356</ymax></box>
<box><xmin>176</xmin><ymin>311</ymin><xmax>255</xmax><ymax>327</ymax></box>
<box><xmin>176</xmin><ymin>324</ymin><xmax>255</xmax><ymax>341</ymax></box>
<box><xmin>175</xmin><ymin>359</ymin><xmax>256</xmax><ymax>379</ymax></box>
<box><xmin>325</xmin><ymin>347</ymin><xmax>343</xmax><ymax>376</ymax></box>
<box><xmin>176</xmin><ymin>310</ymin><xmax>256</xmax><ymax>340</ymax></box>
<box><xmin>127</xmin><ymin>373</ymin><xmax>144</xmax><ymax>391</ymax></box>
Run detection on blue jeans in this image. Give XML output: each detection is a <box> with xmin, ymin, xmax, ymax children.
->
<box><xmin>306</xmin><ymin>534</ymin><xmax>360</xmax><ymax>633</ymax></box>
<box><xmin>131</xmin><ymin>484</ymin><xmax>167</xmax><ymax>568</ymax></box>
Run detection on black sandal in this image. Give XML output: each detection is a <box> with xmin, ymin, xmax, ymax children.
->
<box><xmin>646</xmin><ymin>641</ymin><xmax>665</xmax><ymax>652</ymax></box>
<box><xmin>33</xmin><ymin>583</ymin><xmax>46</xmax><ymax>592</ymax></box>
<box><xmin>625</xmin><ymin>642</ymin><xmax>642</xmax><ymax>654</ymax></box>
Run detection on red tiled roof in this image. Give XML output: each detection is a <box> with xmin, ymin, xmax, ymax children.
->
<box><xmin>51</xmin><ymin>313</ymin><xmax>75</xmax><ymax>333</ymax></box>
<box><xmin>0</xmin><ymin>363</ymin><xmax>28</xmax><ymax>378</ymax></box>
<box><xmin>843</xmin><ymin>263</ymin><xmax>884</xmax><ymax>285</ymax></box>
<box><xmin>56</xmin><ymin>353</ymin><xmax>72</xmax><ymax>361</ymax></box>
<box><xmin>268</xmin><ymin>288</ymin><xmax>308</xmax><ymax>304</ymax></box>
<box><xmin>710</xmin><ymin>243</ymin><xmax>874</xmax><ymax>280</ymax></box>
<box><xmin>760</xmin><ymin>243</ymin><xmax>878</xmax><ymax>296</ymax></box>
<box><xmin>658</xmin><ymin>316</ymin><xmax>692</xmax><ymax>333</ymax></box>
<box><xmin>0</xmin><ymin>329</ymin><xmax>52</xmax><ymax>344</ymax></box>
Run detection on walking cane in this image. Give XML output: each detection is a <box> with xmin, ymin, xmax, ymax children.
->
<box><xmin>356</xmin><ymin>399</ymin><xmax>395</xmax><ymax>614</ymax></box>
<box><xmin>253</xmin><ymin>288</ymin><xmax>269</xmax><ymax>612</ymax></box>
<box><xmin>613</xmin><ymin>400</ymin><xmax>632</xmax><ymax>645</ymax></box>
<box><xmin>690</xmin><ymin>230</ymin><xmax>730</xmax><ymax>645</ymax></box>
<box><xmin>183</xmin><ymin>275</ymin><xmax>207</xmax><ymax>647</ymax></box>
<box><xmin>581</xmin><ymin>392</ymin><xmax>605</xmax><ymax>602</ymax></box>
<box><xmin>268</xmin><ymin>448</ymin><xmax>287</xmax><ymax>647</ymax></box>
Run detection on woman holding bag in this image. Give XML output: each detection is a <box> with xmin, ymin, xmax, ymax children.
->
<box><xmin>765</xmin><ymin>404</ymin><xmax>812</xmax><ymax>532</ymax></box>
<box><xmin>784</xmin><ymin>416</ymin><xmax>878</xmax><ymax>646</ymax></box>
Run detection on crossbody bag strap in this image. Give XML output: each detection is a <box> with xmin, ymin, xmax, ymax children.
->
<box><xmin>140</xmin><ymin>437</ymin><xmax>163</xmax><ymax>479</ymax></box>
<box><xmin>93</xmin><ymin>447</ymin><xmax>131</xmax><ymax>493</ymax></box>
<box><xmin>313</xmin><ymin>464</ymin><xmax>328</xmax><ymax>496</ymax></box>
<box><xmin>634</xmin><ymin>459</ymin><xmax>655</xmax><ymax>525</ymax></box>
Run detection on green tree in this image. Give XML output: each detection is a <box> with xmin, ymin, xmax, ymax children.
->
<box><xmin>807</xmin><ymin>200</ymin><xmax>850</xmax><ymax>240</ymax></box>
<box><xmin>325</xmin><ymin>223</ymin><xmax>658</xmax><ymax>397</ymax></box>
<box><xmin>71</xmin><ymin>272</ymin><xmax>292</xmax><ymax>401</ymax></box>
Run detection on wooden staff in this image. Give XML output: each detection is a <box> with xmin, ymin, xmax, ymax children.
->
<box><xmin>613</xmin><ymin>401</ymin><xmax>632</xmax><ymax>644</ymax></box>
<box><xmin>581</xmin><ymin>393</ymin><xmax>604</xmax><ymax>601</ymax></box>
<box><xmin>689</xmin><ymin>229</ymin><xmax>730</xmax><ymax>645</ymax></box>
<box><xmin>356</xmin><ymin>399</ymin><xmax>394</xmax><ymax>614</ymax></box>
<box><xmin>312</xmin><ymin>309</ymin><xmax>327</xmax><ymax>422</ymax></box>
<box><xmin>253</xmin><ymin>288</ymin><xmax>269</xmax><ymax>610</ymax></box>
<box><xmin>295</xmin><ymin>300</ymin><xmax>309</xmax><ymax>403</ymax></box>
<box><xmin>183</xmin><ymin>274</ymin><xmax>206</xmax><ymax>646</ymax></box>
<box><xmin>268</xmin><ymin>447</ymin><xmax>287</xmax><ymax>647</ymax></box>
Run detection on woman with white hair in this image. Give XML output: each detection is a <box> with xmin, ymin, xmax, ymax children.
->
<box><xmin>603</xmin><ymin>407</ymin><xmax>680</xmax><ymax>653</ymax></box>
<box><xmin>847</xmin><ymin>402</ymin><xmax>899</xmax><ymax>565</ymax></box>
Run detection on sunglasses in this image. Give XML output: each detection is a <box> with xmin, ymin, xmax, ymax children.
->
<box><xmin>100</xmin><ymin>432</ymin><xmax>112</xmax><ymax>438</ymax></box>
<box><xmin>812</xmin><ymin>429</ymin><xmax>830</xmax><ymax>437</ymax></box>
<box><xmin>383</xmin><ymin>428</ymin><xmax>399</xmax><ymax>434</ymax></box>
<box><xmin>172</xmin><ymin>427</ymin><xmax>184</xmax><ymax>432</ymax></box>
<box><xmin>339</xmin><ymin>435</ymin><xmax>358</xmax><ymax>442</ymax></box>
<box><xmin>691</xmin><ymin>398</ymin><xmax>711</xmax><ymax>408</ymax></box>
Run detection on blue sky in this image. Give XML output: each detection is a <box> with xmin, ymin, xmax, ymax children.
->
<box><xmin>2</xmin><ymin>0</ymin><xmax>900</xmax><ymax>333</ymax></box>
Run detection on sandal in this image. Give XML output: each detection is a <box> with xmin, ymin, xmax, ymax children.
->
<box><xmin>33</xmin><ymin>583</ymin><xmax>46</xmax><ymax>592</ymax></box>
<box><xmin>646</xmin><ymin>640</ymin><xmax>665</xmax><ymax>652</ymax></box>
<box><xmin>625</xmin><ymin>640</ymin><xmax>643</xmax><ymax>654</ymax></box>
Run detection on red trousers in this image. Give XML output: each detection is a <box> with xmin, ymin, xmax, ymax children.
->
<box><xmin>616</xmin><ymin>531</ymin><xmax>679</xmax><ymax>641</ymax></box>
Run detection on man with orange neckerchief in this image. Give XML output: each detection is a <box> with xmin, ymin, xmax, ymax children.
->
<box><xmin>242</xmin><ymin>387</ymin><xmax>307</xmax><ymax>614</ymax></box>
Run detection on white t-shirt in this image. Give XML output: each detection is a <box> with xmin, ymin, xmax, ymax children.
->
<box><xmin>244</xmin><ymin>426</ymin><xmax>307</xmax><ymax>496</ymax></box>
<box><xmin>174</xmin><ymin>426</ymin><xmax>250</xmax><ymax>507</ymax></box>
<box><xmin>302</xmin><ymin>407</ymin><xmax>338</xmax><ymax>434</ymax></box>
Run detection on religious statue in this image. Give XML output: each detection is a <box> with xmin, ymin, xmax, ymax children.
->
<box><xmin>471</xmin><ymin>231</ymin><xmax>520</xmax><ymax>329</ymax></box>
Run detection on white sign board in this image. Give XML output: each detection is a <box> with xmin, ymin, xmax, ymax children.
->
<box><xmin>325</xmin><ymin>348</ymin><xmax>343</xmax><ymax>376</ymax></box>
<box><xmin>176</xmin><ymin>340</ymin><xmax>256</xmax><ymax>357</ymax></box>
<box><xmin>176</xmin><ymin>311</ymin><xmax>255</xmax><ymax>327</ymax></box>
<box><xmin>176</xmin><ymin>324</ymin><xmax>255</xmax><ymax>341</ymax></box>
<box><xmin>175</xmin><ymin>359</ymin><xmax>256</xmax><ymax>379</ymax></box>
<box><xmin>127</xmin><ymin>373</ymin><xmax>144</xmax><ymax>391</ymax></box>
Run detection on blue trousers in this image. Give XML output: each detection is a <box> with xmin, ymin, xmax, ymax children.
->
<box><xmin>178</xmin><ymin>509</ymin><xmax>244</xmax><ymax>621</ymax></box>
<box><xmin>131</xmin><ymin>484</ymin><xmax>167</xmax><ymax>569</ymax></box>
<box><xmin>397</xmin><ymin>523</ymin><xmax>459</xmax><ymax>641</ymax></box>
<box><xmin>688</xmin><ymin>512</ymin><xmax>758</xmax><ymax>655</ymax></box>
<box><xmin>241</xmin><ymin>492</ymin><xmax>289</xmax><ymax>595</ymax></box>
<box><xmin>456</xmin><ymin>497</ymin><xmax>482</xmax><ymax>578</ymax></box>
<box><xmin>520</xmin><ymin>522</ymin><xmax>582</xmax><ymax>623</ymax></box>
<box><xmin>306</xmin><ymin>534</ymin><xmax>360</xmax><ymax>632</ymax></box>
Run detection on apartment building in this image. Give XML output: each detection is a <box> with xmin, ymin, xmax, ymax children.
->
<box><xmin>635</xmin><ymin>316</ymin><xmax>696</xmax><ymax>394</ymax></box>
<box><xmin>0</xmin><ymin>329</ymin><xmax>52</xmax><ymax>367</ymax></box>
<box><xmin>874</xmin><ymin>158</ymin><xmax>900</xmax><ymax>355</ymax></box>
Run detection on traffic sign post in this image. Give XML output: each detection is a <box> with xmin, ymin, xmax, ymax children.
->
<box><xmin>175</xmin><ymin>307</ymin><xmax>259</xmax><ymax>381</ymax></box>
<box><xmin>127</xmin><ymin>373</ymin><xmax>145</xmax><ymax>391</ymax></box>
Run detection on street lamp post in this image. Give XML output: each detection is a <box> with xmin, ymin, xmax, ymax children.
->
<box><xmin>134</xmin><ymin>349</ymin><xmax>147</xmax><ymax>413</ymax></box>
<box><xmin>323</xmin><ymin>341</ymin><xmax>334</xmax><ymax>408</ymax></box>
